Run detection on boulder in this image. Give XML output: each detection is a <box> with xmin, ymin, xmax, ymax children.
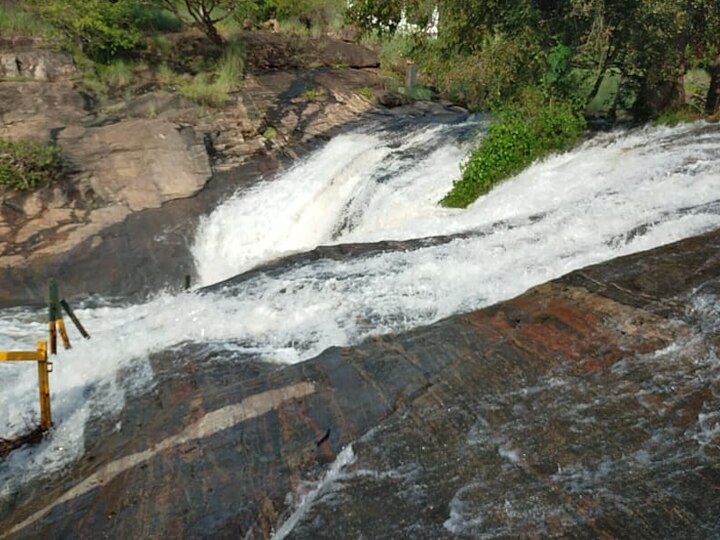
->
<box><xmin>0</xmin><ymin>50</ymin><xmax>75</xmax><ymax>81</ymax></box>
<box><xmin>59</xmin><ymin>119</ymin><xmax>211</xmax><ymax>211</ymax></box>
<box><xmin>242</xmin><ymin>30</ymin><xmax>379</xmax><ymax>70</ymax></box>
<box><xmin>0</xmin><ymin>83</ymin><xmax>212</xmax><ymax>305</ymax></box>
<box><xmin>315</xmin><ymin>36</ymin><xmax>379</xmax><ymax>68</ymax></box>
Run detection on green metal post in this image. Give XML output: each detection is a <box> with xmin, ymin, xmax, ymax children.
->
<box><xmin>48</xmin><ymin>279</ymin><xmax>59</xmax><ymax>355</ymax></box>
<box><xmin>60</xmin><ymin>299</ymin><xmax>90</xmax><ymax>339</ymax></box>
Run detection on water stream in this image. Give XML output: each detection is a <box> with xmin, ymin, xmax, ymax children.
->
<box><xmin>2</xmin><ymin>119</ymin><xmax>720</xmax><ymax>493</ymax></box>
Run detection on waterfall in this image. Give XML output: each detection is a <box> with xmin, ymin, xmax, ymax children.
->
<box><xmin>1</xmin><ymin>119</ymin><xmax>720</xmax><ymax>488</ymax></box>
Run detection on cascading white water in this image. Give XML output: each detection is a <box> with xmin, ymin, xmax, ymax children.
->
<box><xmin>2</xmin><ymin>119</ymin><xmax>720</xmax><ymax>490</ymax></box>
<box><xmin>192</xmin><ymin>123</ymin><xmax>472</xmax><ymax>285</ymax></box>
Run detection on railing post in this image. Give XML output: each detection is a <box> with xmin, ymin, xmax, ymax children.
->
<box><xmin>36</xmin><ymin>341</ymin><xmax>52</xmax><ymax>431</ymax></box>
<box><xmin>405</xmin><ymin>60</ymin><xmax>418</xmax><ymax>89</ymax></box>
<box><xmin>49</xmin><ymin>279</ymin><xmax>59</xmax><ymax>355</ymax></box>
<box><xmin>60</xmin><ymin>299</ymin><xmax>90</xmax><ymax>339</ymax></box>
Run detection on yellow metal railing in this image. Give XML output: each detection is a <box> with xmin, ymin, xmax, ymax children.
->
<box><xmin>0</xmin><ymin>280</ymin><xmax>90</xmax><ymax>443</ymax></box>
<box><xmin>0</xmin><ymin>341</ymin><xmax>52</xmax><ymax>430</ymax></box>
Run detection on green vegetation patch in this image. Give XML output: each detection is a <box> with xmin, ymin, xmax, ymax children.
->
<box><xmin>262</xmin><ymin>126</ymin><xmax>278</xmax><ymax>140</ymax></box>
<box><xmin>180</xmin><ymin>73</ymin><xmax>229</xmax><ymax>107</ymax></box>
<box><xmin>178</xmin><ymin>39</ymin><xmax>245</xmax><ymax>107</ymax></box>
<box><xmin>302</xmin><ymin>88</ymin><xmax>321</xmax><ymax>101</ymax></box>
<box><xmin>0</xmin><ymin>5</ymin><xmax>52</xmax><ymax>37</ymax></box>
<box><xmin>0</xmin><ymin>139</ymin><xmax>66</xmax><ymax>192</ymax></box>
<box><xmin>399</xmin><ymin>85</ymin><xmax>433</xmax><ymax>101</ymax></box>
<box><xmin>441</xmin><ymin>102</ymin><xmax>586</xmax><ymax>208</ymax></box>
<box><xmin>358</xmin><ymin>86</ymin><xmax>373</xmax><ymax>100</ymax></box>
<box><xmin>653</xmin><ymin>108</ymin><xmax>703</xmax><ymax>127</ymax></box>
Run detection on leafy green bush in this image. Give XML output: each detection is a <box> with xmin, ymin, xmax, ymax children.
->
<box><xmin>0</xmin><ymin>140</ymin><xmax>66</xmax><ymax>192</ymax></box>
<box><xmin>98</xmin><ymin>59</ymin><xmax>134</xmax><ymax>88</ymax></box>
<box><xmin>417</xmin><ymin>33</ymin><xmax>543</xmax><ymax>111</ymax></box>
<box><xmin>34</xmin><ymin>0</ymin><xmax>142</xmax><ymax>61</ymax></box>
<box><xmin>129</xmin><ymin>3</ymin><xmax>182</xmax><ymax>32</ymax></box>
<box><xmin>653</xmin><ymin>108</ymin><xmax>701</xmax><ymax>127</ymax></box>
<box><xmin>378</xmin><ymin>33</ymin><xmax>414</xmax><ymax>79</ymax></box>
<box><xmin>262</xmin><ymin>126</ymin><xmax>278</xmax><ymax>140</ymax></box>
<box><xmin>302</xmin><ymin>88</ymin><xmax>321</xmax><ymax>100</ymax></box>
<box><xmin>441</xmin><ymin>101</ymin><xmax>586</xmax><ymax>208</ymax></box>
<box><xmin>157</xmin><ymin>63</ymin><xmax>184</xmax><ymax>88</ymax></box>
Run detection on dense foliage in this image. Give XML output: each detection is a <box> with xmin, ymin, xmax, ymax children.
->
<box><xmin>441</xmin><ymin>99</ymin><xmax>586</xmax><ymax>208</ymax></box>
<box><xmin>0</xmin><ymin>140</ymin><xmax>66</xmax><ymax>192</ymax></box>
<box><xmin>352</xmin><ymin>0</ymin><xmax>720</xmax><ymax>118</ymax></box>
<box><xmin>32</xmin><ymin>0</ymin><xmax>143</xmax><ymax>61</ymax></box>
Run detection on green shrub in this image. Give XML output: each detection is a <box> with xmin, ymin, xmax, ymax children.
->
<box><xmin>149</xmin><ymin>33</ymin><xmax>174</xmax><ymax>55</ymax></box>
<box><xmin>441</xmin><ymin>102</ymin><xmax>586</xmax><ymax>208</ymax></box>
<box><xmin>378</xmin><ymin>33</ymin><xmax>414</xmax><ymax>79</ymax></box>
<box><xmin>178</xmin><ymin>39</ymin><xmax>245</xmax><ymax>107</ymax></box>
<box><xmin>271</xmin><ymin>0</ymin><xmax>346</xmax><ymax>33</ymax></box>
<box><xmin>35</xmin><ymin>0</ymin><xmax>142</xmax><ymax>61</ymax></box>
<box><xmin>0</xmin><ymin>139</ymin><xmax>66</xmax><ymax>192</ymax></box>
<box><xmin>653</xmin><ymin>108</ymin><xmax>701</xmax><ymax>127</ymax></box>
<box><xmin>157</xmin><ymin>63</ymin><xmax>183</xmax><ymax>87</ymax></box>
<box><xmin>129</xmin><ymin>3</ymin><xmax>181</xmax><ymax>32</ymax></box>
<box><xmin>417</xmin><ymin>33</ymin><xmax>543</xmax><ymax>111</ymax></box>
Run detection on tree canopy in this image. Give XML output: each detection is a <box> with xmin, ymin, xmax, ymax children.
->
<box><xmin>348</xmin><ymin>0</ymin><xmax>720</xmax><ymax>117</ymax></box>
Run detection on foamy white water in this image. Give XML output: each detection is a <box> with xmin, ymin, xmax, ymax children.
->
<box><xmin>1</xmin><ymin>120</ymin><xmax>720</xmax><ymax>490</ymax></box>
<box><xmin>192</xmin><ymin>123</ymin><xmax>470</xmax><ymax>284</ymax></box>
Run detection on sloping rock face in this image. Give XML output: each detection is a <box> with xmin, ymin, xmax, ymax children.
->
<box><xmin>2</xmin><ymin>229</ymin><xmax>719</xmax><ymax>538</ymax></box>
<box><xmin>0</xmin><ymin>82</ymin><xmax>213</xmax><ymax>304</ymax></box>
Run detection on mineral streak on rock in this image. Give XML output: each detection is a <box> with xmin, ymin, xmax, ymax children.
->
<box><xmin>2</xmin><ymin>230</ymin><xmax>720</xmax><ymax>538</ymax></box>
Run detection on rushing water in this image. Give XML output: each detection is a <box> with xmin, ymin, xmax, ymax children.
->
<box><xmin>2</xmin><ymin>119</ymin><xmax>720</xmax><ymax>492</ymax></box>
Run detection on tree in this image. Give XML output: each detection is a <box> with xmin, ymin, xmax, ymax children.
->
<box><xmin>346</xmin><ymin>0</ymin><xmax>404</xmax><ymax>35</ymax></box>
<box><xmin>151</xmin><ymin>0</ymin><xmax>242</xmax><ymax>45</ymax></box>
<box><xmin>707</xmin><ymin>53</ymin><xmax>720</xmax><ymax>114</ymax></box>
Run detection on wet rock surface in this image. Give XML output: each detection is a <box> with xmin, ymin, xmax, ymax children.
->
<box><xmin>2</xmin><ymin>229</ymin><xmax>719</xmax><ymax>538</ymax></box>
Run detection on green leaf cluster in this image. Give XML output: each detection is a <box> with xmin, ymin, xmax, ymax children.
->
<box><xmin>34</xmin><ymin>0</ymin><xmax>142</xmax><ymax>61</ymax></box>
<box><xmin>0</xmin><ymin>140</ymin><xmax>66</xmax><ymax>192</ymax></box>
<box><xmin>441</xmin><ymin>102</ymin><xmax>586</xmax><ymax>208</ymax></box>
